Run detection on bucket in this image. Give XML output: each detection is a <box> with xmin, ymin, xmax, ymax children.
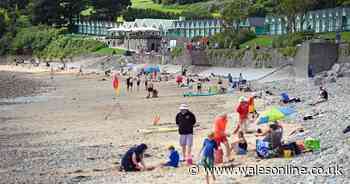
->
<box><xmin>304</xmin><ymin>138</ymin><xmax>320</xmax><ymax>151</ymax></box>
<box><xmin>283</xmin><ymin>149</ymin><xmax>292</xmax><ymax>158</ymax></box>
<box><xmin>186</xmin><ymin>155</ymin><xmax>193</xmax><ymax>165</ymax></box>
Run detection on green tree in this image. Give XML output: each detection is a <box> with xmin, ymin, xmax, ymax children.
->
<box><xmin>221</xmin><ymin>0</ymin><xmax>250</xmax><ymax>31</ymax></box>
<box><xmin>30</xmin><ymin>0</ymin><xmax>62</xmax><ymax>26</ymax></box>
<box><xmin>91</xmin><ymin>0</ymin><xmax>131</xmax><ymax>21</ymax></box>
<box><xmin>60</xmin><ymin>0</ymin><xmax>87</xmax><ymax>27</ymax></box>
<box><xmin>277</xmin><ymin>0</ymin><xmax>315</xmax><ymax>33</ymax></box>
<box><xmin>0</xmin><ymin>0</ymin><xmax>29</xmax><ymax>10</ymax></box>
<box><xmin>0</xmin><ymin>11</ymin><xmax>7</xmax><ymax>38</ymax></box>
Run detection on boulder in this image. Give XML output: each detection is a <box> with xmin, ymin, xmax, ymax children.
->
<box><xmin>326</xmin><ymin>76</ymin><xmax>337</xmax><ymax>83</ymax></box>
<box><xmin>331</xmin><ymin>63</ymin><xmax>341</xmax><ymax>74</ymax></box>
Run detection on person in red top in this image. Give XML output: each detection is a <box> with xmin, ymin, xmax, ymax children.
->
<box><xmin>176</xmin><ymin>75</ymin><xmax>183</xmax><ymax>87</ymax></box>
<box><xmin>234</xmin><ymin>97</ymin><xmax>249</xmax><ymax>134</ymax></box>
<box><xmin>213</xmin><ymin>114</ymin><xmax>231</xmax><ymax>161</ymax></box>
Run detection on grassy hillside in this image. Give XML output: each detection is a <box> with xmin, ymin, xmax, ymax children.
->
<box><xmin>131</xmin><ymin>0</ymin><xmax>188</xmax><ymax>13</ymax></box>
<box><xmin>131</xmin><ymin>0</ymin><xmax>221</xmax><ymax>17</ymax></box>
<box><xmin>240</xmin><ymin>36</ymin><xmax>273</xmax><ymax>48</ymax></box>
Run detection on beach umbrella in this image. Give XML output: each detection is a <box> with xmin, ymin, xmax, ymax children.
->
<box><xmin>144</xmin><ymin>66</ymin><xmax>160</xmax><ymax>73</ymax></box>
<box><xmin>258</xmin><ymin>106</ymin><xmax>296</xmax><ymax>124</ymax></box>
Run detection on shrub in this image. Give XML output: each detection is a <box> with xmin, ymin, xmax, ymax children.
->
<box><xmin>209</xmin><ymin>29</ymin><xmax>256</xmax><ymax>49</ymax></box>
<box><xmin>11</xmin><ymin>26</ymin><xmax>66</xmax><ymax>55</ymax></box>
<box><xmin>278</xmin><ymin>46</ymin><xmax>298</xmax><ymax>57</ymax></box>
<box><xmin>41</xmin><ymin>36</ymin><xmax>107</xmax><ymax>59</ymax></box>
<box><xmin>171</xmin><ymin>47</ymin><xmax>184</xmax><ymax>58</ymax></box>
<box><xmin>272</xmin><ymin>32</ymin><xmax>306</xmax><ymax>48</ymax></box>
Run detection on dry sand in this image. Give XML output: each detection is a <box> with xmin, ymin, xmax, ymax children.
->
<box><xmin>0</xmin><ymin>65</ymin><xmax>302</xmax><ymax>184</ymax></box>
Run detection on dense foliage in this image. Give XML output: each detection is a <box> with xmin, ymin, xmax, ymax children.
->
<box><xmin>209</xmin><ymin>29</ymin><xmax>256</xmax><ymax>49</ymax></box>
<box><xmin>91</xmin><ymin>0</ymin><xmax>131</xmax><ymax>21</ymax></box>
<box><xmin>272</xmin><ymin>32</ymin><xmax>307</xmax><ymax>48</ymax></box>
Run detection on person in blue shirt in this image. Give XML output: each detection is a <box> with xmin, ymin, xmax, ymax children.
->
<box><xmin>162</xmin><ymin>145</ymin><xmax>180</xmax><ymax>167</ymax></box>
<box><xmin>199</xmin><ymin>132</ymin><xmax>218</xmax><ymax>184</ymax></box>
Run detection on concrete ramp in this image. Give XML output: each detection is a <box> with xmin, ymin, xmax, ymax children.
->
<box><xmin>294</xmin><ymin>40</ymin><xmax>338</xmax><ymax>79</ymax></box>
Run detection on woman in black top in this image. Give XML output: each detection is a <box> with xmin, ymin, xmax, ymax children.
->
<box><xmin>121</xmin><ymin>144</ymin><xmax>148</xmax><ymax>172</ymax></box>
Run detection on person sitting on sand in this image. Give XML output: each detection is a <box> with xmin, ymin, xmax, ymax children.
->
<box><xmin>199</xmin><ymin>132</ymin><xmax>218</xmax><ymax>184</ymax></box>
<box><xmin>121</xmin><ymin>143</ymin><xmax>148</xmax><ymax>172</ymax></box>
<box><xmin>146</xmin><ymin>81</ymin><xmax>154</xmax><ymax>98</ymax></box>
<box><xmin>310</xmin><ymin>86</ymin><xmax>329</xmax><ymax>106</ymax></box>
<box><xmin>176</xmin><ymin>104</ymin><xmax>196</xmax><ymax>162</ymax></box>
<box><xmin>160</xmin><ymin>145</ymin><xmax>180</xmax><ymax>168</ymax></box>
<box><xmin>319</xmin><ymin>86</ymin><xmax>328</xmax><ymax>101</ymax></box>
<box><xmin>256</xmin><ymin>121</ymin><xmax>283</xmax><ymax>157</ymax></box>
<box><xmin>231</xmin><ymin>131</ymin><xmax>248</xmax><ymax>155</ymax></box>
<box><xmin>152</xmin><ymin>88</ymin><xmax>159</xmax><ymax>98</ymax></box>
<box><xmin>233</xmin><ymin>97</ymin><xmax>249</xmax><ymax>134</ymax></box>
<box><xmin>280</xmin><ymin>92</ymin><xmax>301</xmax><ymax>104</ymax></box>
<box><xmin>213</xmin><ymin>114</ymin><xmax>231</xmax><ymax>161</ymax></box>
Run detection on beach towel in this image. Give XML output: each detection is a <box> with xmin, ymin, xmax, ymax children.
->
<box><xmin>183</xmin><ymin>92</ymin><xmax>217</xmax><ymax>97</ymax></box>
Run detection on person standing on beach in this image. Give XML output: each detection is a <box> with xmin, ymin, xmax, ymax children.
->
<box><xmin>213</xmin><ymin>114</ymin><xmax>231</xmax><ymax>161</ymax></box>
<box><xmin>136</xmin><ymin>75</ymin><xmax>141</xmax><ymax>91</ymax></box>
<box><xmin>144</xmin><ymin>75</ymin><xmax>148</xmax><ymax>91</ymax></box>
<box><xmin>126</xmin><ymin>76</ymin><xmax>131</xmax><ymax>92</ymax></box>
<box><xmin>176</xmin><ymin>104</ymin><xmax>196</xmax><ymax>162</ymax></box>
<box><xmin>233</xmin><ymin>97</ymin><xmax>249</xmax><ymax>134</ymax></box>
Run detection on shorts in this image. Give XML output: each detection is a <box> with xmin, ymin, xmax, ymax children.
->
<box><xmin>238</xmin><ymin>121</ymin><xmax>247</xmax><ymax>132</ymax></box>
<box><xmin>179</xmin><ymin>134</ymin><xmax>193</xmax><ymax>146</ymax></box>
<box><xmin>147</xmin><ymin>87</ymin><xmax>153</xmax><ymax>92</ymax></box>
<box><xmin>201</xmin><ymin>156</ymin><xmax>214</xmax><ymax>169</ymax></box>
<box><xmin>214</xmin><ymin>135</ymin><xmax>227</xmax><ymax>145</ymax></box>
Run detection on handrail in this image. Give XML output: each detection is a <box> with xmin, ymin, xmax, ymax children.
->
<box><xmin>250</xmin><ymin>63</ymin><xmax>293</xmax><ymax>82</ymax></box>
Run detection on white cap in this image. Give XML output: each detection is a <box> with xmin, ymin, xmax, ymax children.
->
<box><xmin>179</xmin><ymin>104</ymin><xmax>189</xmax><ymax>110</ymax></box>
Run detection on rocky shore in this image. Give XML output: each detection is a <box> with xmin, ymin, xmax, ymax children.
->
<box><xmin>258</xmin><ymin>77</ymin><xmax>350</xmax><ymax>183</ymax></box>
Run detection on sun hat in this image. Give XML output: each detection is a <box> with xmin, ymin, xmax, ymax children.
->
<box><xmin>179</xmin><ymin>104</ymin><xmax>189</xmax><ymax>110</ymax></box>
<box><xmin>239</xmin><ymin>96</ymin><xmax>247</xmax><ymax>102</ymax></box>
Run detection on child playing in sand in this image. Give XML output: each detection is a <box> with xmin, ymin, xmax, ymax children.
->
<box><xmin>231</xmin><ymin>131</ymin><xmax>248</xmax><ymax>155</ymax></box>
<box><xmin>199</xmin><ymin>132</ymin><xmax>218</xmax><ymax>184</ymax></box>
<box><xmin>161</xmin><ymin>145</ymin><xmax>180</xmax><ymax>168</ymax></box>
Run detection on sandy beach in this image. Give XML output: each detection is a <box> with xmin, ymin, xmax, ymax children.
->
<box><xmin>0</xmin><ymin>64</ymin><xmax>349</xmax><ymax>184</ymax></box>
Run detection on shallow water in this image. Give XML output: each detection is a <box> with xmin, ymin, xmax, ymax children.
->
<box><xmin>0</xmin><ymin>95</ymin><xmax>49</xmax><ymax>105</ymax></box>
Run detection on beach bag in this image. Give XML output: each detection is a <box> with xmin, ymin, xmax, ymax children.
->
<box><xmin>214</xmin><ymin>148</ymin><xmax>223</xmax><ymax>164</ymax></box>
<box><xmin>256</xmin><ymin>140</ymin><xmax>270</xmax><ymax>158</ymax></box>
